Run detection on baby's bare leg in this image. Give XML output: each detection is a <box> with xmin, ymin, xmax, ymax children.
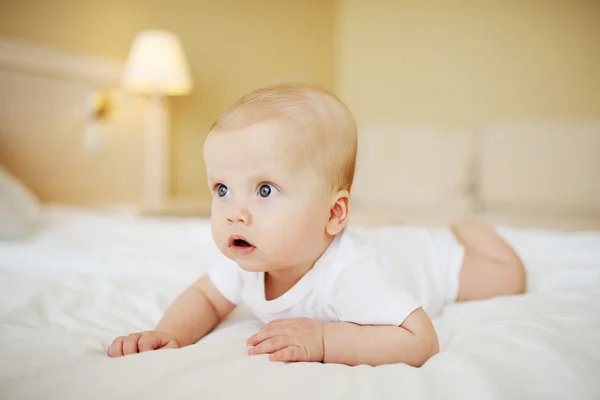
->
<box><xmin>452</xmin><ymin>219</ymin><xmax>526</xmax><ymax>302</ymax></box>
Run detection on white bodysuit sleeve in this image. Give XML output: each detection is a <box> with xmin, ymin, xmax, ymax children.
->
<box><xmin>327</xmin><ymin>247</ymin><xmax>422</xmax><ymax>326</ymax></box>
<box><xmin>207</xmin><ymin>255</ymin><xmax>245</xmax><ymax>305</ymax></box>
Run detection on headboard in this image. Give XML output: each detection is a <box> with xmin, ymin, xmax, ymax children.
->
<box><xmin>1</xmin><ymin>37</ymin><xmax>599</xmax><ymax>230</ymax></box>
<box><xmin>350</xmin><ymin>123</ymin><xmax>600</xmax><ymax>230</ymax></box>
<box><xmin>0</xmin><ymin>37</ymin><xmax>152</xmax><ymax>206</ymax></box>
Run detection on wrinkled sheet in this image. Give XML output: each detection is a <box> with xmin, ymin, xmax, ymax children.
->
<box><xmin>1</xmin><ymin>206</ymin><xmax>599</xmax><ymax>400</ymax></box>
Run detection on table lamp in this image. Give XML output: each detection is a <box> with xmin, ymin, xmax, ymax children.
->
<box><xmin>122</xmin><ymin>29</ymin><xmax>193</xmax><ymax>206</ymax></box>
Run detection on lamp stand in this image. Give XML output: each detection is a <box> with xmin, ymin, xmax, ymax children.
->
<box><xmin>144</xmin><ymin>92</ymin><xmax>170</xmax><ymax>206</ymax></box>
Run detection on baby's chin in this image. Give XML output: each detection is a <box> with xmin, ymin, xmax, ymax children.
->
<box><xmin>221</xmin><ymin>248</ymin><xmax>269</xmax><ymax>272</ymax></box>
<box><xmin>231</xmin><ymin>254</ymin><xmax>294</xmax><ymax>274</ymax></box>
<box><xmin>234</xmin><ymin>258</ymin><xmax>271</xmax><ymax>273</ymax></box>
<box><xmin>221</xmin><ymin>245</ymin><xmax>299</xmax><ymax>273</ymax></box>
<box><xmin>237</xmin><ymin>264</ymin><xmax>267</xmax><ymax>273</ymax></box>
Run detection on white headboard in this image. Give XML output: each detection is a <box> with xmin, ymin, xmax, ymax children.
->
<box><xmin>350</xmin><ymin>122</ymin><xmax>600</xmax><ymax>230</ymax></box>
<box><xmin>0</xmin><ymin>37</ymin><xmax>154</xmax><ymax>206</ymax></box>
<box><xmin>1</xmin><ymin>37</ymin><xmax>598</xmax><ymax>230</ymax></box>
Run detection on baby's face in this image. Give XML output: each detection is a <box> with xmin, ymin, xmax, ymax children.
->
<box><xmin>204</xmin><ymin>122</ymin><xmax>333</xmax><ymax>273</ymax></box>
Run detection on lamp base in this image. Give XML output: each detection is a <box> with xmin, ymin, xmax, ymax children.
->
<box><xmin>144</xmin><ymin>92</ymin><xmax>170</xmax><ymax>206</ymax></box>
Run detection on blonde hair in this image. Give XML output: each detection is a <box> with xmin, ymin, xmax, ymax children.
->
<box><xmin>209</xmin><ymin>82</ymin><xmax>358</xmax><ymax>192</ymax></box>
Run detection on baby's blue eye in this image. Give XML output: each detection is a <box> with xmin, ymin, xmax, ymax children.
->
<box><xmin>216</xmin><ymin>184</ymin><xmax>229</xmax><ymax>197</ymax></box>
<box><xmin>258</xmin><ymin>184</ymin><xmax>278</xmax><ymax>198</ymax></box>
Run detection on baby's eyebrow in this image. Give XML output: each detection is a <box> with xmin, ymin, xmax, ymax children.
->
<box><xmin>248</xmin><ymin>173</ymin><xmax>280</xmax><ymax>184</ymax></box>
<box><xmin>206</xmin><ymin>174</ymin><xmax>222</xmax><ymax>184</ymax></box>
<box><xmin>207</xmin><ymin>171</ymin><xmax>284</xmax><ymax>187</ymax></box>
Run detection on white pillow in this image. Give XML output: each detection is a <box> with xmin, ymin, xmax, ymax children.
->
<box><xmin>0</xmin><ymin>166</ymin><xmax>41</xmax><ymax>240</ymax></box>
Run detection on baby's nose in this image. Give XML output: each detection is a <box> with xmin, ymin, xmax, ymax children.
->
<box><xmin>227</xmin><ymin>208</ymin><xmax>252</xmax><ymax>225</ymax></box>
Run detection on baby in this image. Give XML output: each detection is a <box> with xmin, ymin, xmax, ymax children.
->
<box><xmin>107</xmin><ymin>82</ymin><xmax>526</xmax><ymax>366</ymax></box>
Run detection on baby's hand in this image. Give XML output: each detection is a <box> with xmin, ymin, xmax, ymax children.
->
<box><xmin>246</xmin><ymin>318</ymin><xmax>324</xmax><ymax>362</ymax></box>
<box><xmin>107</xmin><ymin>331</ymin><xmax>179</xmax><ymax>357</ymax></box>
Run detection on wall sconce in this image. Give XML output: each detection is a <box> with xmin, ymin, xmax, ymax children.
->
<box><xmin>86</xmin><ymin>89</ymin><xmax>112</xmax><ymax>121</ymax></box>
<box><xmin>84</xmin><ymin>89</ymin><xmax>112</xmax><ymax>153</ymax></box>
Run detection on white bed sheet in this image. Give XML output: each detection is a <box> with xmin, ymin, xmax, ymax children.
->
<box><xmin>1</xmin><ymin>206</ymin><xmax>600</xmax><ymax>400</ymax></box>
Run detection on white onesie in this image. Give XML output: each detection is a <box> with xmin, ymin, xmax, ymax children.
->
<box><xmin>207</xmin><ymin>229</ymin><xmax>448</xmax><ymax>326</ymax></box>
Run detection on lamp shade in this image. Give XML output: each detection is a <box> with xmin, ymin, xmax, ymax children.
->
<box><xmin>122</xmin><ymin>30</ymin><xmax>193</xmax><ymax>95</ymax></box>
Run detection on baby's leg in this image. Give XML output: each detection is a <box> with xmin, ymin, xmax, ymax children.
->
<box><xmin>452</xmin><ymin>219</ymin><xmax>526</xmax><ymax>301</ymax></box>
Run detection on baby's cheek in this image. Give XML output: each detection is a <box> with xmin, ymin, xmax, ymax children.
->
<box><xmin>257</xmin><ymin>199</ymin><xmax>325</xmax><ymax>253</ymax></box>
<box><xmin>270</xmin><ymin>226</ymin><xmax>320</xmax><ymax>262</ymax></box>
<box><xmin>210</xmin><ymin>221</ymin><xmax>228</xmax><ymax>250</ymax></box>
<box><xmin>263</xmin><ymin>224</ymin><xmax>294</xmax><ymax>252</ymax></box>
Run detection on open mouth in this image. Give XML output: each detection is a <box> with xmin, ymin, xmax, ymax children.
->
<box><xmin>233</xmin><ymin>238</ymin><xmax>252</xmax><ymax>247</ymax></box>
<box><xmin>228</xmin><ymin>235</ymin><xmax>256</xmax><ymax>254</ymax></box>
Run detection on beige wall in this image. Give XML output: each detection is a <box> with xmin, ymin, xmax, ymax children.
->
<box><xmin>3</xmin><ymin>0</ymin><xmax>600</xmax><ymax>205</ymax></box>
<box><xmin>0</xmin><ymin>0</ymin><xmax>335</xmax><ymax>201</ymax></box>
<box><xmin>335</xmin><ymin>0</ymin><xmax>600</xmax><ymax>128</ymax></box>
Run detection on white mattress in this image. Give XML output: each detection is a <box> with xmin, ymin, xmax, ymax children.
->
<box><xmin>1</xmin><ymin>206</ymin><xmax>600</xmax><ymax>400</ymax></box>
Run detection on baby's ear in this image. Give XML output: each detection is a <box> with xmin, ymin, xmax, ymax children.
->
<box><xmin>326</xmin><ymin>190</ymin><xmax>350</xmax><ymax>236</ymax></box>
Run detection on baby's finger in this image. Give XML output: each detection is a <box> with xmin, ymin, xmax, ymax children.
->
<box><xmin>161</xmin><ymin>337</ymin><xmax>179</xmax><ymax>349</ymax></box>
<box><xmin>268</xmin><ymin>346</ymin><xmax>303</xmax><ymax>362</ymax></box>
<box><xmin>263</xmin><ymin>319</ymin><xmax>288</xmax><ymax>332</ymax></box>
<box><xmin>137</xmin><ymin>333</ymin><xmax>158</xmax><ymax>352</ymax></box>
<box><xmin>123</xmin><ymin>332</ymin><xmax>143</xmax><ymax>355</ymax></box>
<box><xmin>246</xmin><ymin>330</ymin><xmax>274</xmax><ymax>346</ymax></box>
<box><xmin>107</xmin><ymin>336</ymin><xmax>125</xmax><ymax>357</ymax></box>
<box><xmin>247</xmin><ymin>327</ymin><xmax>293</xmax><ymax>346</ymax></box>
<box><xmin>249</xmin><ymin>335</ymin><xmax>290</xmax><ymax>356</ymax></box>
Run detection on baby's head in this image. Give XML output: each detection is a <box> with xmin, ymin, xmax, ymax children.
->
<box><xmin>203</xmin><ymin>82</ymin><xmax>357</xmax><ymax>273</ymax></box>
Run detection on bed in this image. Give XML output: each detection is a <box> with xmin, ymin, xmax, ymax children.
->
<box><xmin>0</xmin><ymin>205</ymin><xmax>599</xmax><ymax>399</ymax></box>
<box><xmin>1</xmin><ymin>36</ymin><xmax>600</xmax><ymax>399</ymax></box>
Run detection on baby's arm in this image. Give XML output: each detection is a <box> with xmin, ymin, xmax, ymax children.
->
<box><xmin>156</xmin><ymin>275</ymin><xmax>236</xmax><ymax>347</ymax></box>
<box><xmin>107</xmin><ymin>275</ymin><xmax>235</xmax><ymax>357</ymax></box>
<box><xmin>246</xmin><ymin>307</ymin><xmax>438</xmax><ymax>367</ymax></box>
<box><xmin>323</xmin><ymin>307</ymin><xmax>439</xmax><ymax>366</ymax></box>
